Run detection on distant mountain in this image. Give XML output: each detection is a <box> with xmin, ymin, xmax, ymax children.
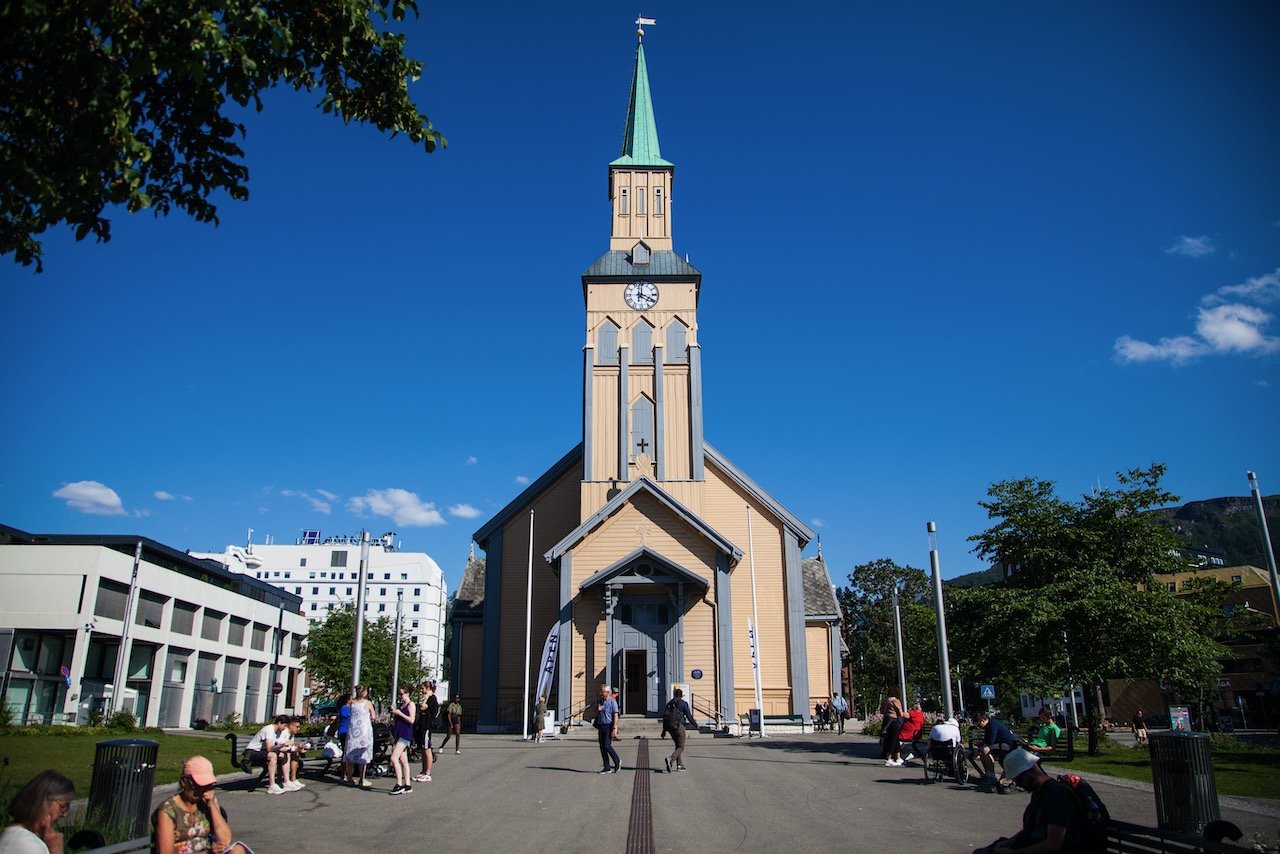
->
<box><xmin>943</xmin><ymin>494</ymin><xmax>1279</xmax><ymax>589</ymax></box>
<box><xmin>1155</xmin><ymin>494</ymin><xmax>1280</xmax><ymax>569</ymax></box>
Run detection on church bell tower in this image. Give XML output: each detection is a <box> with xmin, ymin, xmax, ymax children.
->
<box><xmin>580</xmin><ymin>23</ymin><xmax>706</xmax><ymax>519</ymax></box>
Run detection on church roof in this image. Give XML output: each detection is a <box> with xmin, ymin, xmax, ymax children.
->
<box><xmin>610</xmin><ymin>40</ymin><xmax>673</xmax><ymax>168</ymax></box>
<box><xmin>546</xmin><ymin>476</ymin><xmax>742</xmax><ymax>564</ymax></box>
<box><xmin>471</xmin><ymin>443</ymin><xmax>583</xmax><ymax>548</ymax></box>
<box><xmin>802</xmin><ymin>555</ymin><xmax>840</xmax><ymax>620</ymax></box>
<box><xmin>582</xmin><ymin>249</ymin><xmax>700</xmax><ymax>279</ymax></box>
<box><xmin>452</xmin><ymin>552</ymin><xmax>487</xmax><ymax>617</ymax></box>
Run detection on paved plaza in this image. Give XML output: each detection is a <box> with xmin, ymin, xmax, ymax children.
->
<box><xmin>178</xmin><ymin>730</ymin><xmax>1279</xmax><ymax>853</ymax></box>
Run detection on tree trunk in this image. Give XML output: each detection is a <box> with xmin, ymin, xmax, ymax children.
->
<box><xmin>1083</xmin><ymin>682</ymin><xmax>1100</xmax><ymax>756</ymax></box>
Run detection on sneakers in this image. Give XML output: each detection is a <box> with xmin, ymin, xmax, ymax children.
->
<box><xmin>455</xmin><ymin>750</ymin><xmax>461</xmax><ymax>755</ymax></box>
<box><xmin>664</xmin><ymin>758</ymin><xmax>672</xmax><ymax>773</ymax></box>
<box><xmin>390</xmin><ymin>785</ymin><xmax>405</xmax><ymax>795</ymax></box>
<box><xmin>675</xmin><ymin>765</ymin><xmax>687</xmax><ymax>772</ymax></box>
<box><xmin>884</xmin><ymin>759</ymin><xmax>904</xmax><ymax>767</ymax></box>
<box><xmin>284</xmin><ymin>780</ymin><xmax>303</xmax><ymax>791</ymax></box>
<box><xmin>360</xmin><ymin>780</ymin><xmax>373</xmax><ymax>789</ymax></box>
<box><xmin>413</xmin><ymin>773</ymin><xmax>431</xmax><ymax>782</ymax></box>
<box><xmin>266</xmin><ymin>784</ymin><xmax>285</xmax><ymax>795</ymax></box>
<box><xmin>610</xmin><ymin>767</ymin><xmax>620</xmax><ymax>774</ymax></box>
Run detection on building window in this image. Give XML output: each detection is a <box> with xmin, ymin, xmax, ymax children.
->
<box><xmin>1167</xmin><ymin>582</ymin><xmax>1177</xmax><ymax>592</ymax></box>
<box><xmin>312</xmin><ymin>587</ymin><xmax>319</xmax><ymax>595</ymax></box>
<box><xmin>619</xmin><ymin>187</ymin><xmax>629</xmax><ymax>215</ymax></box>
<box><xmin>378</xmin><ymin>603</ymin><xmax>386</xmax><ymax>612</ymax></box>
<box><xmin>636</xmin><ymin>187</ymin><xmax>646</xmax><ymax>214</ymax></box>
<box><xmin>1232</xmin><ymin>575</ymin><xmax>1242</xmax><ymax>584</ymax></box>
<box><xmin>284</xmin><ymin>572</ymin><xmax>291</xmax><ymax>579</ymax></box>
<box><xmin>631</xmin><ymin>321</ymin><xmax>653</xmax><ymax>364</ymax></box>
<box><xmin>93</xmin><ymin>579</ymin><xmax>129</xmax><ymax>621</ymax></box>
<box><xmin>654</xmin><ymin>187</ymin><xmax>664</xmax><ymax>215</ymax></box>
<box><xmin>171</xmin><ymin>601</ymin><xmax>197</xmax><ymax>635</ymax></box>
<box><xmin>401</xmin><ymin>573</ymin><xmax>408</xmax><ymax>580</ymax></box>
<box><xmin>309</xmin><ymin>572</ymin><xmax>316</xmax><ymax>579</ymax></box>
<box><xmin>135</xmin><ymin>590</ymin><xmax>166</xmax><ymax>629</ymax></box>
<box><xmin>273</xmin><ymin>571</ymin><xmax>281</xmax><ymax>578</ymax></box>
<box><xmin>665</xmin><ymin>321</ymin><xmax>688</xmax><ymax>363</ymax></box>
<box><xmin>294</xmin><ymin>586</ymin><xmax>301</xmax><ymax>594</ymax></box>
<box><xmin>320</xmin><ymin>572</ymin><xmax>327</xmax><ymax>579</ymax></box>
<box><xmin>380</xmin><ymin>588</ymin><xmax>386</xmax><ymax>596</ymax></box>
<box><xmin>630</xmin><ymin>395</ymin><xmax>655</xmax><ymax>459</ymax></box>
<box><xmin>346</xmin><ymin>587</ymin><xmax>352</xmax><ymax>596</ymax></box>
<box><xmin>329</xmin><ymin>587</ymin><xmax>336</xmax><ymax>595</ymax></box>
<box><xmin>310</xmin><ymin>603</ymin><xmax>318</xmax><ymax>611</ymax></box>
<box><xmin>413</xmin><ymin>604</ymin><xmax>420</xmax><ymax>612</ymax></box>
<box><xmin>412</xmin><ymin>620</ymin><xmax>419</xmax><ymax>629</ymax></box>
<box><xmin>383</xmin><ymin>573</ymin><xmax>391</xmax><ymax>580</ymax></box>
<box><xmin>414</xmin><ymin>588</ymin><xmax>421</xmax><ymax>596</ymax></box>
<box><xmin>597</xmin><ymin>320</ymin><xmax>619</xmax><ymax>365</ymax></box>
<box><xmin>201</xmin><ymin>609</ymin><xmax>224</xmax><ymax>642</ymax></box>
<box><xmin>300</xmin><ymin>558</ymin><xmax>307</xmax><ymax>567</ymax></box>
<box><xmin>331</xmin><ymin>550</ymin><xmax>348</xmax><ymax>568</ymax></box>
<box><xmin>251</xmin><ymin>623</ymin><xmax>268</xmax><ymax>651</ymax></box>
<box><xmin>228</xmin><ymin>618</ymin><xmax>247</xmax><ymax>645</ymax></box>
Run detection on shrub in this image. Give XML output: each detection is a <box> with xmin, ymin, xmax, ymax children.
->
<box><xmin>0</xmin><ymin>701</ymin><xmax>13</xmax><ymax>729</ymax></box>
<box><xmin>106</xmin><ymin>710</ymin><xmax>137</xmax><ymax>731</ymax></box>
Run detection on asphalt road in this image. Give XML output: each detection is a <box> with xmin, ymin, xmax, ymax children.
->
<box><xmin>174</xmin><ymin>731</ymin><xmax>1280</xmax><ymax>853</ymax></box>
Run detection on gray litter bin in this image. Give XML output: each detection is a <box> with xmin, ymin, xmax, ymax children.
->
<box><xmin>88</xmin><ymin>738</ymin><xmax>159</xmax><ymax>839</ymax></box>
<box><xmin>1148</xmin><ymin>731</ymin><xmax>1220</xmax><ymax>834</ymax></box>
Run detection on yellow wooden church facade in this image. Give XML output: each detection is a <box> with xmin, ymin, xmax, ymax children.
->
<box><xmin>451</xmin><ymin>30</ymin><xmax>841</xmax><ymax>730</ymax></box>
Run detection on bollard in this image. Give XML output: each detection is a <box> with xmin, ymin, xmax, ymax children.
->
<box><xmin>1148</xmin><ymin>731</ymin><xmax>1220</xmax><ymax>834</ymax></box>
<box><xmin>87</xmin><ymin>738</ymin><xmax>159</xmax><ymax>840</ymax></box>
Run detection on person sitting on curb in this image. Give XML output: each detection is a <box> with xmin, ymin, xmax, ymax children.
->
<box><xmin>973</xmin><ymin>748</ymin><xmax>1108</xmax><ymax>853</ymax></box>
<box><xmin>969</xmin><ymin>710</ymin><xmax>1018</xmax><ymax>788</ymax></box>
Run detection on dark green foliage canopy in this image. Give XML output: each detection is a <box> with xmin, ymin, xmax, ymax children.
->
<box><xmin>303</xmin><ymin>603</ymin><xmax>429</xmax><ymax>708</ymax></box>
<box><xmin>1</xmin><ymin>0</ymin><xmax>445</xmax><ymax>271</ymax></box>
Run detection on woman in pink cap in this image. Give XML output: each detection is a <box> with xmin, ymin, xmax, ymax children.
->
<box><xmin>154</xmin><ymin>756</ymin><xmax>241</xmax><ymax>854</ymax></box>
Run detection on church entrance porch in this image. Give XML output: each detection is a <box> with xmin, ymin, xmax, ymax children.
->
<box><xmin>612</xmin><ymin>598</ymin><xmax>673</xmax><ymax>716</ymax></box>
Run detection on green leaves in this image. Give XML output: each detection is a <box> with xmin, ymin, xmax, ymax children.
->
<box><xmin>1</xmin><ymin>0</ymin><xmax>446</xmax><ymax>272</ymax></box>
<box><xmin>303</xmin><ymin>603</ymin><xmax>430</xmax><ymax>707</ymax></box>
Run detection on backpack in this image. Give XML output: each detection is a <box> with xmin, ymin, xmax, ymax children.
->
<box><xmin>1057</xmin><ymin>774</ymin><xmax>1110</xmax><ymax>851</ymax></box>
<box><xmin>663</xmin><ymin>699</ymin><xmax>683</xmax><ymax>730</ymax></box>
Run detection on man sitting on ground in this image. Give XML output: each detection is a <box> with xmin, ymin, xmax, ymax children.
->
<box><xmin>974</xmin><ymin>748</ymin><xmax>1108</xmax><ymax>853</ymax></box>
<box><xmin>969</xmin><ymin>710</ymin><xmax>1018</xmax><ymax>788</ymax></box>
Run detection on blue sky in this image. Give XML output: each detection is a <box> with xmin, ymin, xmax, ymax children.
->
<box><xmin>3</xmin><ymin>2</ymin><xmax>1278</xmax><ymax>595</ymax></box>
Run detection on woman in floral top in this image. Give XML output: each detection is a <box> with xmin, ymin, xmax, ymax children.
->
<box><xmin>154</xmin><ymin>757</ymin><xmax>241</xmax><ymax>854</ymax></box>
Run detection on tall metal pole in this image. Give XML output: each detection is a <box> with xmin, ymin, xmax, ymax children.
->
<box><xmin>522</xmin><ymin>510</ymin><xmax>534</xmax><ymax>740</ymax></box>
<box><xmin>109</xmin><ymin>541</ymin><xmax>143</xmax><ymax>715</ymax></box>
<box><xmin>351</xmin><ymin>530</ymin><xmax>371</xmax><ymax>690</ymax></box>
<box><xmin>391</xmin><ymin>590</ymin><xmax>403</xmax><ymax>700</ymax></box>
<box><xmin>268</xmin><ymin>601</ymin><xmax>284</xmax><ymax>719</ymax></box>
<box><xmin>1247</xmin><ymin>471</ymin><xmax>1280</xmax><ymax>622</ymax></box>
<box><xmin>928</xmin><ymin>522</ymin><xmax>954</xmax><ymax>720</ymax></box>
<box><xmin>891</xmin><ymin>585</ymin><xmax>907</xmax><ymax>704</ymax></box>
<box><xmin>747</xmin><ymin>506</ymin><xmax>767</xmax><ymax>737</ymax></box>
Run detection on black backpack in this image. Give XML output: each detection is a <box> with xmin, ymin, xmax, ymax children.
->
<box><xmin>1057</xmin><ymin>774</ymin><xmax>1110</xmax><ymax>851</ymax></box>
<box><xmin>663</xmin><ymin>699</ymin><xmax>683</xmax><ymax>730</ymax></box>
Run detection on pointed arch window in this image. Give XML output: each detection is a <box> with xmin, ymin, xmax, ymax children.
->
<box><xmin>631</xmin><ymin>395</ymin><xmax>655</xmax><ymax>460</ymax></box>
<box><xmin>631</xmin><ymin>320</ymin><xmax>653</xmax><ymax>364</ymax></box>
<box><xmin>619</xmin><ymin>188</ymin><xmax>629</xmax><ymax>215</ymax></box>
<box><xmin>597</xmin><ymin>320</ymin><xmax>619</xmax><ymax>365</ymax></box>
<box><xmin>665</xmin><ymin>320</ymin><xmax>688</xmax><ymax>363</ymax></box>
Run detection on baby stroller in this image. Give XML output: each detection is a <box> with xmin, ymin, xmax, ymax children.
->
<box><xmin>366</xmin><ymin>722</ymin><xmax>394</xmax><ymax>778</ymax></box>
<box><xmin>923</xmin><ymin>738</ymin><xmax>967</xmax><ymax>786</ymax></box>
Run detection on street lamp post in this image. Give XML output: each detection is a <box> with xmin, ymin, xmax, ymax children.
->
<box><xmin>928</xmin><ymin>522</ymin><xmax>954</xmax><ymax>721</ymax></box>
<box><xmin>1246</xmin><ymin>471</ymin><xmax>1279</xmax><ymax>623</ymax></box>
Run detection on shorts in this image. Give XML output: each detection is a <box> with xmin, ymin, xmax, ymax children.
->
<box><xmin>397</xmin><ymin>737</ymin><xmax>412</xmax><ymax>747</ymax></box>
<box><xmin>248</xmin><ymin>749</ymin><xmax>269</xmax><ymax>766</ymax></box>
<box><xmin>419</xmin><ymin>731</ymin><xmax>433</xmax><ymax>749</ymax></box>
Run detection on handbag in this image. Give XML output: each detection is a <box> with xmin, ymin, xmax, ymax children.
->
<box><xmin>322</xmin><ymin>740</ymin><xmax>341</xmax><ymax>759</ymax></box>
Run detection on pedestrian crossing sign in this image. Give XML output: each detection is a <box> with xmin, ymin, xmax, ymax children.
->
<box><xmin>980</xmin><ymin>684</ymin><xmax>996</xmax><ymax>700</ymax></box>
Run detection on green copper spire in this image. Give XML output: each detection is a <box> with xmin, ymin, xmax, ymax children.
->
<box><xmin>611</xmin><ymin>36</ymin><xmax>673</xmax><ymax>168</ymax></box>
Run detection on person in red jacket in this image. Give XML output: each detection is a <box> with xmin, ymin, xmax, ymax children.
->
<box><xmin>897</xmin><ymin>703</ymin><xmax>927</xmax><ymax>763</ymax></box>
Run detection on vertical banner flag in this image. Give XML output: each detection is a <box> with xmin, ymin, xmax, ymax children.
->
<box><xmin>534</xmin><ymin>624</ymin><xmax>559</xmax><ymax>703</ymax></box>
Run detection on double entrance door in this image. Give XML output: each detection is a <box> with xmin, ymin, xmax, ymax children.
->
<box><xmin>613</xmin><ymin>599</ymin><xmax>673</xmax><ymax>716</ymax></box>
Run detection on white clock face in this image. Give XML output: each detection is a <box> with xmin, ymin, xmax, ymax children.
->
<box><xmin>624</xmin><ymin>280</ymin><xmax>659</xmax><ymax>310</ymax></box>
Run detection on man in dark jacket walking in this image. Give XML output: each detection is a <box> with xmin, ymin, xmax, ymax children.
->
<box><xmin>662</xmin><ymin>688</ymin><xmax>698</xmax><ymax>773</ymax></box>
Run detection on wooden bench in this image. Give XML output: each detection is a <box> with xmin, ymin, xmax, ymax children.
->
<box><xmin>1103</xmin><ymin>819</ymin><xmax>1249</xmax><ymax>853</ymax></box>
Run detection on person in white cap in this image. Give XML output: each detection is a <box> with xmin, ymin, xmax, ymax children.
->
<box><xmin>928</xmin><ymin>715</ymin><xmax>962</xmax><ymax>746</ymax></box>
<box><xmin>154</xmin><ymin>756</ymin><xmax>246</xmax><ymax>854</ymax></box>
<box><xmin>973</xmin><ymin>748</ymin><xmax>1108</xmax><ymax>853</ymax></box>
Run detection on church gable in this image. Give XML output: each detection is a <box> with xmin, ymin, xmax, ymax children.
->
<box><xmin>569</xmin><ymin>493</ymin><xmax>721</xmax><ymax>591</ymax></box>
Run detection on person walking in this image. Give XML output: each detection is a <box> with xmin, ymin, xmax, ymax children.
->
<box><xmin>594</xmin><ymin>684</ymin><xmax>621</xmax><ymax>773</ymax></box>
<box><xmin>413</xmin><ymin>681</ymin><xmax>435</xmax><ymax>783</ymax></box>
<box><xmin>662</xmin><ymin>688</ymin><xmax>698</xmax><ymax>773</ymax></box>
<box><xmin>831</xmin><ymin>693</ymin><xmax>850</xmax><ymax>735</ymax></box>
<box><xmin>345</xmin><ymin>685</ymin><xmax>375</xmax><ymax>789</ymax></box>
<box><xmin>439</xmin><ymin>694</ymin><xmax>463</xmax><ymax>754</ymax></box>
<box><xmin>388</xmin><ymin>686</ymin><xmax>415</xmax><ymax>795</ymax></box>
<box><xmin>534</xmin><ymin>695</ymin><xmax>548</xmax><ymax>743</ymax></box>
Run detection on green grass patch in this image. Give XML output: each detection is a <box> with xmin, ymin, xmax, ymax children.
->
<box><xmin>0</xmin><ymin>727</ymin><xmax>243</xmax><ymax>800</ymax></box>
<box><xmin>1052</xmin><ymin>736</ymin><xmax>1280</xmax><ymax>801</ymax></box>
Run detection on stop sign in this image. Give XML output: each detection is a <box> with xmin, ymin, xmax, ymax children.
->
<box><xmin>272</xmin><ymin>682</ymin><xmax>284</xmax><ymax>695</ymax></box>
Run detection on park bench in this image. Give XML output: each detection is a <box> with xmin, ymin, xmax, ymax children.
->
<box><xmin>223</xmin><ymin>732</ymin><xmax>333</xmax><ymax>788</ymax></box>
<box><xmin>1102</xmin><ymin>819</ymin><xmax>1250</xmax><ymax>853</ymax></box>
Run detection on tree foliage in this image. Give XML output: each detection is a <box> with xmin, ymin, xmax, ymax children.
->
<box><xmin>303</xmin><ymin>604</ymin><xmax>428</xmax><ymax>709</ymax></box>
<box><xmin>835</xmin><ymin>558</ymin><xmax>939</xmax><ymax>710</ymax></box>
<box><xmin>950</xmin><ymin>464</ymin><xmax>1229</xmax><ymax>753</ymax></box>
<box><xmin>1</xmin><ymin>0</ymin><xmax>445</xmax><ymax>271</ymax></box>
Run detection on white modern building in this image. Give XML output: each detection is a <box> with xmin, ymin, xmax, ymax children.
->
<box><xmin>191</xmin><ymin>531</ymin><xmax>448</xmax><ymax>681</ymax></box>
<box><xmin>0</xmin><ymin>523</ymin><xmax>308</xmax><ymax>728</ymax></box>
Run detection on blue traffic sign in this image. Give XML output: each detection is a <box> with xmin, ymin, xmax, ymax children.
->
<box><xmin>980</xmin><ymin>684</ymin><xmax>996</xmax><ymax>700</ymax></box>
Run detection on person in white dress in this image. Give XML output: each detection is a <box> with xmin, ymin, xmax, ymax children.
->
<box><xmin>345</xmin><ymin>684</ymin><xmax>376</xmax><ymax>789</ymax></box>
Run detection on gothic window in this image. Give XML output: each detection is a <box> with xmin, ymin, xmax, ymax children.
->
<box><xmin>654</xmin><ymin>187</ymin><xmax>664</xmax><ymax>215</ymax></box>
<box><xmin>636</xmin><ymin>188</ymin><xmax>646</xmax><ymax>215</ymax></box>
<box><xmin>631</xmin><ymin>395</ymin><xmax>655</xmax><ymax>459</ymax></box>
<box><xmin>631</xmin><ymin>320</ymin><xmax>653</xmax><ymax>364</ymax></box>
<box><xmin>619</xmin><ymin>188</ymin><xmax>629</xmax><ymax>215</ymax></box>
<box><xmin>597</xmin><ymin>320</ymin><xmax>619</xmax><ymax>365</ymax></box>
<box><xmin>665</xmin><ymin>321</ymin><xmax>688</xmax><ymax>363</ymax></box>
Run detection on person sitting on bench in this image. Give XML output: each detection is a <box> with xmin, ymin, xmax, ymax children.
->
<box><xmin>246</xmin><ymin>716</ymin><xmax>297</xmax><ymax>794</ymax></box>
<box><xmin>1027</xmin><ymin>708</ymin><xmax>1061</xmax><ymax>756</ymax></box>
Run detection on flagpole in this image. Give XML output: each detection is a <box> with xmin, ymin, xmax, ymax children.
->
<box><xmin>522</xmin><ymin>510</ymin><xmax>534</xmax><ymax>741</ymax></box>
<box><xmin>747</xmin><ymin>505</ymin><xmax>767</xmax><ymax>738</ymax></box>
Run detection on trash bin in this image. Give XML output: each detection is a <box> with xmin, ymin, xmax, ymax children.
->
<box><xmin>1148</xmin><ymin>731</ymin><xmax>1220</xmax><ymax>834</ymax></box>
<box><xmin>88</xmin><ymin>738</ymin><xmax>159</xmax><ymax>840</ymax></box>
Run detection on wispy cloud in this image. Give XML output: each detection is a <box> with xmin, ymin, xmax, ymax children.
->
<box><xmin>448</xmin><ymin>503</ymin><xmax>482</xmax><ymax>519</ymax></box>
<box><xmin>466</xmin><ymin>456</ymin><xmax>478</xmax><ymax>465</ymax></box>
<box><xmin>348</xmin><ymin>488</ymin><xmax>446</xmax><ymax>527</ymax></box>
<box><xmin>281</xmin><ymin>489</ymin><xmax>333</xmax><ymax>515</ymax></box>
<box><xmin>54</xmin><ymin>480</ymin><xmax>127</xmax><ymax>516</ymax></box>
<box><xmin>154</xmin><ymin>490</ymin><xmax>177</xmax><ymax>501</ymax></box>
<box><xmin>316</xmin><ymin>489</ymin><xmax>338</xmax><ymax>502</ymax></box>
<box><xmin>514</xmin><ymin>475</ymin><xmax>530</xmax><ymax>485</ymax></box>
<box><xmin>810</xmin><ymin>517</ymin><xmax>826</xmax><ymax>528</ymax></box>
<box><xmin>1165</xmin><ymin>235</ymin><xmax>1216</xmax><ymax>258</ymax></box>
<box><xmin>1114</xmin><ymin>267</ymin><xmax>1280</xmax><ymax>365</ymax></box>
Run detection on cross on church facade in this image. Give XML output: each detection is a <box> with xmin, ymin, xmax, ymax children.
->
<box><xmin>635</xmin><ymin>438</ymin><xmax>650</xmax><ymax>455</ymax></box>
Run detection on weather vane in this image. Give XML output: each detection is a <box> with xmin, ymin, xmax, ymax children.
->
<box><xmin>635</xmin><ymin>14</ymin><xmax>656</xmax><ymax>40</ymax></box>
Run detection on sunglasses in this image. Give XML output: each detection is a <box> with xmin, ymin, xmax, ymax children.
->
<box><xmin>183</xmin><ymin>777</ymin><xmax>216</xmax><ymax>792</ymax></box>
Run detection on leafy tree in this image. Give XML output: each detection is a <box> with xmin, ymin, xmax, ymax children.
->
<box><xmin>1</xmin><ymin>0</ymin><xmax>445</xmax><ymax>271</ymax></box>
<box><xmin>951</xmin><ymin>464</ymin><xmax>1228</xmax><ymax>754</ymax></box>
<box><xmin>835</xmin><ymin>558</ymin><xmax>939</xmax><ymax>714</ymax></box>
<box><xmin>304</xmin><ymin>604</ymin><xmax>428</xmax><ymax>709</ymax></box>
